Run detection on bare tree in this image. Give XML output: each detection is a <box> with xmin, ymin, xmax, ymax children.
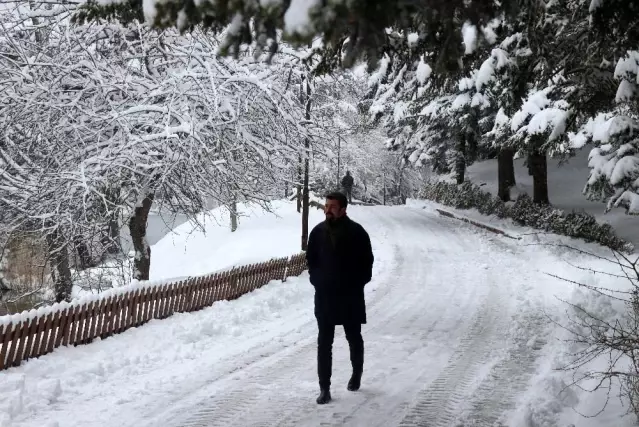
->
<box><xmin>549</xmin><ymin>244</ymin><xmax>639</xmax><ymax>419</ymax></box>
<box><xmin>0</xmin><ymin>8</ymin><xmax>311</xmax><ymax>294</ymax></box>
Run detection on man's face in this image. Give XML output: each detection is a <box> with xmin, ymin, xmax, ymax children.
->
<box><xmin>324</xmin><ymin>198</ymin><xmax>346</xmax><ymax>222</ymax></box>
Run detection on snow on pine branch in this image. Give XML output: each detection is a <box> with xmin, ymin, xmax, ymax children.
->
<box><xmin>365</xmin><ymin>27</ymin><xmax>534</xmax><ymax>173</ymax></box>
<box><xmin>569</xmin><ymin>113</ymin><xmax>639</xmax><ymax>214</ymax></box>
<box><xmin>508</xmin><ymin>85</ymin><xmax>572</xmax><ymax>154</ymax></box>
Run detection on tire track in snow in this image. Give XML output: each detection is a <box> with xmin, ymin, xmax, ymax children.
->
<box><xmin>396</xmin><ymin>222</ymin><xmax>549</xmax><ymax>427</ymax></box>
<box><xmin>452</xmin><ymin>241</ymin><xmax>552</xmax><ymax>427</ymax></box>
<box><xmin>135</xmin><ymin>207</ymin><xmax>404</xmax><ymax>427</ymax></box>
<box><xmin>145</xmin><ymin>206</ymin><xmax>537</xmax><ymax>427</ymax></box>
<box><xmin>306</xmin><ymin>208</ymin><xmax>489</xmax><ymax>427</ymax></box>
<box><xmin>243</xmin><ymin>208</ymin><xmax>491</xmax><ymax>427</ymax></box>
<box><xmin>458</xmin><ymin>311</ymin><xmax>549</xmax><ymax>427</ymax></box>
<box><xmin>168</xmin><ymin>207</ymin><xmax>481</xmax><ymax>427</ymax></box>
<box><xmin>454</xmin><ymin>258</ymin><xmax>552</xmax><ymax>427</ymax></box>
<box><xmin>396</xmin><ymin>273</ymin><xmax>506</xmax><ymax>427</ymax></box>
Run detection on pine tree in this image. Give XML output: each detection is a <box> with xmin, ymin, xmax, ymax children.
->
<box><xmin>73</xmin><ymin>0</ymin><xmax>520</xmax><ymax>72</ymax></box>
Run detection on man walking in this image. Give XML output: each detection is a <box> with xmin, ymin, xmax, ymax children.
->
<box><xmin>306</xmin><ymin>192</ymin><xmax>374</xmax><ymax>404</ymax></box>
<box><xmin>341</xmin><ymin>171</ymin><xmax>354</xmax><ymax>203</ymax></box>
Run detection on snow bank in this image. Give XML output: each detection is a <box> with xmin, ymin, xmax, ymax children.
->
<box><xmin>411</xmin><ymin>198</ymin><xmax>638</xmax><ymax>426</ymax></box>
<box><xmin>150</xmin><ymin>199</ymin><xmax>324</xmax><ymax>280</ymax></box>
<box><xmin>67</xmin><ymin>199</ymin><xmax>323</xmax><ymax>300</ymax></box>
<box><xmin>0</xmin><ymin>273</ymin><xmax>315</xmax><ymax>427</ymax></box>
<box><xmin>510</xmin><ymin>256</ymin><xmax>637</xmax><ymax>427</ymax></box>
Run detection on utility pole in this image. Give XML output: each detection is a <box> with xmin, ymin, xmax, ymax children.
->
<box><xmin>301</xmin><ymin>76</ymin><xmax>312</xmax><ymax>251</ymax></box>
<box><xmin>382</xmin><ymin>167</ymin><xmax>386</xmax><ymax>206</ymax></box>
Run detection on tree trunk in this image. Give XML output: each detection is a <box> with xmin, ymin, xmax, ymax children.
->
<box><xmin>301</xmin><ymin>78</ymin><xmax>312</xmax><ymax>251</ymax></box>
<box><xmin>230</xmin><ymin>198</ymin><xmax>238</xmax><ymax>232</ymax></box>
<box><xmin>466</xmin><ymin>130</ymin><xmax>478</xmax><ymax>165</ymax></box>
<box><xmin>529</xmin><ymin>150</ymin><xmax>550</xmax><ymax>205</ymax></box>
<box><xmin>382</xmin><ymin>169</ymin><xmax>386</xmax><ymax>205</ymax></box>
<box><xmin>74</xmin><ymin>235</ymin><xmax>94</xmax><ymax>270</ymax></box>
<box><xmin>106</xmin><ymin>215</ymin><xmax>120</xmax><ymax>253</ymax></box>
<box><xmin>455</xmin><ymin>135</ymin><xmax>467</xmax><ymax>184</ymax></box>
<box><xmin>302</xmin><ymin>147</ymin><xmax>310</xmax><ymax>250</ymax></box>
<box><xmin>28</xmin><ymin>0</ymin><xmax>43</xmax><ymax>43</ymax></box>
<box><xmin>526</xmin><ymin>154</ymin><xmax>534</xmax><ymax>176</ymax></box>
<box><xmin>46</xmin><ymin>228</ymin><xmax>73</xmax><ymax>303</ymax></box>
<box><xmin>101</xmin><ymin>187</ymin><xmax>121</xmax><ymax>259</ymax></box>
<box><xmin>128</xmin><ymin>192</ymin><xmax>155</xmax><ymax>281</ymax></box>
<box><xmin>497</xmin><ymin>148</ymin><xmax>516</xmax><ymax>202</ymax></box>
<box><xmin>296</xmin><ymin>155</ymin><xmax>302</xmax><ymax>213</ymax></box>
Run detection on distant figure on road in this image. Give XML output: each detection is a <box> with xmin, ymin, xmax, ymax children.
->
<box><xmin>306</xmin><ymin>192</ymin><xmax>374</xmax><ymax>405</ymax></box>
<box><xmin>341</xmin><ymin>171</ymin><xmax>354</xmax><ymax>203</ymax></box>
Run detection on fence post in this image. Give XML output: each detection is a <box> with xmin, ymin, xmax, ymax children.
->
<box><xmin>283</xmin><ymin>256</ymin><xmax>290</xmax><ymax>282</ymax></box>
<box><xmin>0</xmin><ymin>322</ymin><xmax>11</xmax><ymax>370</ymax></box>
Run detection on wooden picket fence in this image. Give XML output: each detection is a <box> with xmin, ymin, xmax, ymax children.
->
<box><xmin>0</xmin><ymin>252</ymin><xmax>308</xmax><ymax>372</ymax></box>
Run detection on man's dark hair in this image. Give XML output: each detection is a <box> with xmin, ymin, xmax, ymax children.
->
<box><xmin>325</xmin><ymin>191</ymin><xmax>348</xmax><ymax>209</ymax></box>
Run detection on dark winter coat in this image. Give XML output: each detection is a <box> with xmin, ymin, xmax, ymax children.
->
<box><xmin>341</xmin><ymin>174</ymin><xmax>354</xmax><ymax>189</ymax></box>
<box><xmin>306</xmin><ymin>216</ymin><xmax>374</xmax><ymax>325</ymax></box>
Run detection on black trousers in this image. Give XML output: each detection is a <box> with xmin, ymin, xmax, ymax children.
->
<box><xmin>317</xmin><ymin>321</ymin><xmax>364</xmax><ymax>389</ymax></box>
<box><xmin>345</xmin><ymin>187</ymin><xmax>353</xmax><ymax>203</ymax></box>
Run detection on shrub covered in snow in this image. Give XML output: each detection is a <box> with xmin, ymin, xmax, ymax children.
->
<box><xmin>421</xmin><ymin>181</ymin><xmax>634</xmax><ymax>253</ymax></box>
<box><xmin>423</xmin><ymin>181</ymin><xmax>508</xmax><ymax>217</ymax></box>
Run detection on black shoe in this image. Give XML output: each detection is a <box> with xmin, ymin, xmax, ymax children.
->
<box><xmin>316</xmin><ymin>389</ymin><xmax>332</xmax><ymax>404</ymax></box>
<box><xmin>347</xmin><ymin>372</ymin><xmax>362</xmax><ymax>391</ymax></box>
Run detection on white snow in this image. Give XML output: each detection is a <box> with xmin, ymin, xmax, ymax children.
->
<box><xmin>393</xmin><ymin>101</ymin><xmax>409</xmax><ymax>124</ymax></box>
<box><xmin>572</xmin><ymin>113</ymin><xmax>639</xmax><ymax>147</ymax></box>
<box><xmin>614</xmin><ymin>51</ymin><xmax>639</xmax><ymax>81</ymax></box>
<box><xmin>283</xmin><ymin>0</ymin><xmax>320</xmax><ymax>35</ymax></box>
<box><xmin>2</xmin><ymin>200</ymin><xmax>638</xmax><ymax>427</ymax></box>
<box><xmin>407</xmin><ymin>199</ymin><xmax>638</xmax><ymax>427</ymax></box>
<box><xmin>368</xmin><ymin>54</ymin><xmax>390</xmax><ymax>88</ymax></box>
<box><xmin>616</xmin><ymin>79</ymin><xmax>636</xmax><ymax>103</ymax></box>
<box><xmin>407</xmin><ymin>32</ymin><xmax>419</xmax><ymax>47</ymax></box>
<box><xmin>150</xmin><ymin>199</ymin><xmax>324</xmax><ymax>280</ymax></box>
<box><xmin>142</xmin><ymin>0</ymin><xmax>158</xmax><ymax>25</ymax></box>
<box><xmin>415</xmin><ymin>57</ymin><xmax>432</xmax><ymax>85</ymax></box>
<box><xmin>462</xmin><ymin>21</ymin><xmax>478</xmax><ymax>55</ymax></box>
<box><xmin>475</xmin><ymin>48</ymin><xmax>512</xmax><ymax>91</ymax></box>
<box><xmin>567</xmin><ymin>115</ymin><xmax>639</xmax><ymax>214</ymax></box>
<box><xmin>481</xmin><ymin>18</ymin><xmax>501</xmax><ymax>45</ymax></box>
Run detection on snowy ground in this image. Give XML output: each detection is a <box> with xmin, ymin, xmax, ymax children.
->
<box><xmin>70</xmin><ymin>199</ymin><xmax>325</xmax><ymax>297</ymax></box>
<box><xmin>149</xmin><ymin>199</ymin><xmax>325</xmax><ymax>280</ymax></box>
<box><xmin>1</xmin><ymin>201</ymin><xmax>637</xmax><ymax>427</ymax></box>
<box><xmin>466</xmin><ymin>148</ymin><xmax>639</xmax><ymax>247</ymax></box>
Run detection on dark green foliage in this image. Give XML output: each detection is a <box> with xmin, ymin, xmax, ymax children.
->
<box><xmin>73</xmin><ymin>0</ymin><xmax>145</xmax><ymax>26</ymax></box>
<box><xmin>73</xmin><ymin>0</ymin><xmax>517</xmax><ymax>72</ymax></box>
<box><xmin>589</xmin><ymin>0</ymin><xmax>639</xmax><ymax>55</ymax></box>
<box><xmin>421</xmin><ymin>181</ymin><xmax>634</xmax><ymax>253</ymax></box>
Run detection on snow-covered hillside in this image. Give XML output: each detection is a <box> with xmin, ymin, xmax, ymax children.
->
<box><xmin>149</xmin><ymin>199</ymin><xmax>325</xmax><ymax>280</ymax></box>
<box><xmin>66</xmin><ymin>200</ymin><xmax>324</xmax><ymax>300</ymax></box>
<box><xmin>465</xmin><ymin>148</ymin><xmax>639</xmax><ymax>246</ymax></box>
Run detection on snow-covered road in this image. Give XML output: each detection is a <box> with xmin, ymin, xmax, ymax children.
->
<box><xmin>2</xmin><ymin>205</ymin><xmax>574</xmax><ymax>427</ymax></box>
<box><xmin>136</xmin><ymin>206</ymin><xmax>549</xmax><ymax>427</ymax></box>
